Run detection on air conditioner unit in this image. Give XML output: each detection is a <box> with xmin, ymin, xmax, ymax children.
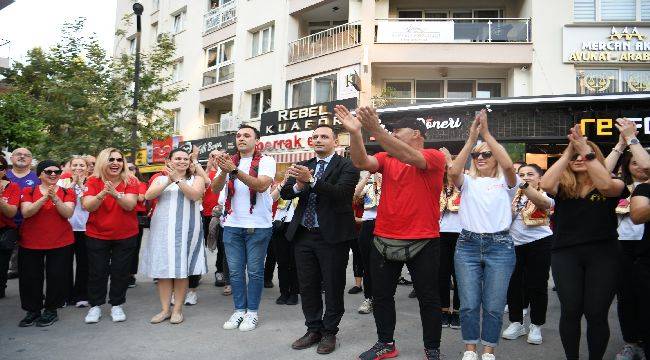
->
<box><xmin>219</xmin><ymin>112</ymin><xmax>240</xmax><ymax>132</ymax></box>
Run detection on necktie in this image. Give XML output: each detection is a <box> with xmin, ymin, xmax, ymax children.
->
<box><xmin>303</xmin><ymin>160</ymin><xmax>326</xmax><ymax>228</ymax></box>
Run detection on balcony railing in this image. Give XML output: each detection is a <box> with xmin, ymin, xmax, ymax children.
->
<box><xmin>288</xmin><ymin>21</ymin><xmax>361</xmax><ymax>64</ymax></box>
<box><xmin>375</xmin><ymin>18</ymin><xmax>530</xmax><ymax>43</ymax></box>
<box><xmin>203</xmin><ymin>123</ymin><xmax>222</xmax><ymax>138</ymax></box>
<box><xmin>204</xmin><ymin>1</ymin><xmax>237</xmax><ymax>33</ymax></box>
<box><xmin>371</xmin><ymin>97</ymin><xmax>469</xmax><ymax>108</ymax></box>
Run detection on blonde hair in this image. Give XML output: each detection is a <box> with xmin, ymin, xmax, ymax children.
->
<box><xmin>468</xmin><ymin>142</ymin><xmax>503</xmax><ymax>179</ymax></box>
<box><xmin>558</xmin><ymin>141</ymin><xmax>606</xmax><ymax>199</ymax></box>
<box><xmin>93</xmin><ymin>148</ymin><xmax>132</xmax><ymax>184</ymax></box>
<box><xmin>69</xmin><ymin>155</ymin><xmax>88</xmax><ymax>168</ymax></box>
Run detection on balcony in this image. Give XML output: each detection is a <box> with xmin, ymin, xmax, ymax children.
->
<box><xmin>375</xmin><ymin>18</ymin><xmax>531</xmax><ymax>44</ymax></box>
<box><xmin>288</xmin><ymin>21</ymin><xmax>361</xmax><ymax>64</ymax></box>
<box><xmin>204</xmin><ymin>1</ymin><xmax>236</xmax><ymax>33</ymax></box>
<box><xmin>203</xmin><ymin>123</ymin><xmax>222</xmax><ymax>138</ymax></box>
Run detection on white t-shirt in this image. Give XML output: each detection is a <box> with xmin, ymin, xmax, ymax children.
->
<box><xmin>220</xmin><ymin>155</ymin><xmax>276</xmax><ymax>229</ymax></box>
<box><xmin>439</xmin><ymin>211</ymin><xmax>462</xmax><ymax>233</ymax></box>
<box><xmin>459</xmin><ymin>174</ymin><xmax>519</xmax><ymax>234</ymax></box>
<box><xmin>618</xmin><ymin>182</ymin><xmax>645</xmax><ymax>241</ymax></box>
<box><xmin>509</xmin><ymin>193</ymin><xmax>554</xmax><ymax>246</ymax></box>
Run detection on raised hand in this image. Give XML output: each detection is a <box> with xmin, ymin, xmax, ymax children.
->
<box><xmin>47</xmin><ymin>185</ymin><xmax>57</xmax><ymax>200</ymax></box>
<box><xmin>469</xmin><ymin>115</ymin><xmax>481</xmax><ymax>141</ymax></box>
<box><xmin>286</xmin><ymin>165</ymin><xmax>313</xmax><ymax>184</ymax></box>
<box><xmin>334</xmin><ymin>105</ymin><xmax>362</xmax><ymax>134</ymax></box>
<box><xmin>191</xmin><ymin>145</ymin><xmax>200</xmax><ymax>162</ymax></box>
<box><xmin>357</xmin><ymin>106</ymin><xmax>383</xmax><ymax>135</ymax></box>
<box><xmin>476</xmin><ymin>109</ymin><xmax>489</xmax><ymax>136</ymax></box>
<box><xmin>216</xmin><ymin>153</ymin><xmax>236</xmax><ymax>173</ymax></box>
<box><xmin>568</xmin><ymin>124</ymin><xmax>591</xmax><ymax>155</ymax></box>
<box><xmin>165</xmin><ymin>164</ymin><xmax>181</xmax><ymax>182</ymax></box>
<box><xmin>615</xmin><ymin>118</ymin><xmax>638</xmax><ymax>141</ymax></box>
<box><xmin>439</xmin><ymin>147</ymin><xmax>453</xmax><ymax>164</ymax></box>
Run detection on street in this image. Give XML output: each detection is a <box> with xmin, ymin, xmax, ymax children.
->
<box><xmin>0</xmin><ymin>231</ymin><xmax>623</xmax><ymax>360</ymax></box>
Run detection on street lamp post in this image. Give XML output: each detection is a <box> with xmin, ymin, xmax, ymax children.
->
<box><xmin>130</xmin><ymin>2</ymin><xmax>144</xmax><ymax>163</ymax></box>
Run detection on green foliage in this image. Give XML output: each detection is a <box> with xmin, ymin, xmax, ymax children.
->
<box><xmin>0</xmin><ymin>17</ymin><xmax>185</xmax><ymax>160</ymax></box>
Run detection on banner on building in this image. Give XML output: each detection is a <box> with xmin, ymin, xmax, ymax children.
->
<box><xmin>260</xmin><ymin>98</ymin><xmax>357</xmax><ymax>136</ymax></box>
<box><xmin>563</xmin><ymin>26</ymin><xmax>650</xmax><ymax>64</ymax></box>
<box><xmin>376</xmin><ymin>20</ymin><xmax>454</xmax><ymax>43</ymax></box>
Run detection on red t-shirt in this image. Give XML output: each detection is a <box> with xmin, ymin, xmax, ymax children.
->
<box><xmin>373</xmin><ymin>149</ymin><xmax>445</xmax><ymax>240</ymax></box>
<box><xmin>83</xmin><ymin>176</ymin><xmax>139</xmax><ymax>240</ymax></box>
<box><xmin>0</xmin><ymin>182</ymin><xmax>21</xmax><ymax>229</ymax></box>
<box><xmin>134</xmin><ymin>181</ymin><xmax>147</xmax><ymax>213</ymax></box>
<box><xmin>202</xmin><ymin>170</ymin><xmax>218</xmax><ymax>216</ymax></box>
<box><xmin>19</xmin><ymin>186</ymin><xmax>75</xmax><ymax>249</ymax></box>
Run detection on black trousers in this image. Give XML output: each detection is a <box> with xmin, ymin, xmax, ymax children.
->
<box><xmin>350</xmin><ymin>238</ymin><xmax>364</xmax><ymax>278</ymax></box>
<box><xmin>552</xmin><ymin>240</ymin><xmax>620</xmax><ymax>360</ymax></box>
<box><xmin>68</xmin><ymin>231</ymin><xmax>89</xmax><ymax>303</ymax></box>
<box><xmin>371</xmin><ymin>238</ymin><xmax>442</xmax><ymax>350</ymax></box>
<box><xmin>358</xmin><ymin>220</ymin><xmax>375</xmax><ymax>299</ymax></box>
<box><xmin>294</xmin><ymin>226</ymin><xmax>349</xmax><ymax>335</ymax></box>
<box><xmin>273</xmin><ymin>222</ymin><xmax>299</xmax><ymax>296</ymax></box>
<box><xmin>635</xmin><ymin>255</ymin><xmax>650</xmax><ymax>358</ymax></box>
<box><xmin>264</xmin><ymin>237</ymin><xmax>276</xmax><ymax>283</ymax></box>
<box><xmin>617</xmin><ymin>241</ymin><xmax>645</xmax><ymax>344</ymax></box>
<box><xmin>18</xmin><ymin>245</ymin><xmax>73</xmax><ymax>312</ymax></box>
<box><xmin>86</xmin><ymin>235</ymin><xmax>138</xmax><ymax>307</ymax></box>
<box><xmin>439</xmin><ymin>232</ymin><xmax>459</xmax><ymax>311</ymax></box>
<box><xmin>507</xmin><ymin>235</ymin><xmax>552</xmax><ymax>325</ymax></box>
<box><xmin>0</xmin><ymin>248</ymin><xmax>12</xmax><ymax>292</ymax></box>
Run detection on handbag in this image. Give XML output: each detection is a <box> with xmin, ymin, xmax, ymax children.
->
<box><xmin>0</xmin><ymin>227</ymin><xmax>19</xmax><ymax>250</ymax></box>
<box><xmin>137</xmin><ymin>213</ymin><xmax>151</xmax><ymax>228</ymax></box>
<box><xmin>373</xmin><ymin>236</ymin><xmax>430</xmax><ymax>262</ymax></box>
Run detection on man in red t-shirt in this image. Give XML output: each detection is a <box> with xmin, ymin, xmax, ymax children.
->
<box><xmin>335</xmin><ymin>105</ymin><xmax>446</xmax><ymax>360</ymax></box>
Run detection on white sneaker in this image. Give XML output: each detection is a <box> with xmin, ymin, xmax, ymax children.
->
<box><xmin>75</xmin><ymin>300</ymin><xmax>89</xmax><ymax>308</ymax></box>
<box><xmin>482</xmin><ymin>354</ymin><xmax>496</xmax><ymax>360</ymax></box>
<box><xmin>110</xmin><ymin>305</ymin><xmax>126</xmax><ymax>322</ymax></box>
<box><xmin>502</xmin><ymin>322</ymin><xmax>527</xmax><ymax>340</ymax></box>
<box><xmin>358</xmin><ymin>298</ymin><xmax>373</xmax><ymax>314</ymax></box>
<box><xmin>223</xmin><ymin>311</ymin><xmax>245</xmax><ymax>330</ymax></box>
<box><xmin>239</xmin><ymin>312</ymin><xmax>258</xmax><ymax>332</ymax></box>
<box><xmin>527</xmin><ymin>324</ymin><xmax>543</xmax><ymax>345</ymax></box>
<box><xmin>462</xmin><ymin>351</ymin><xmax>479</xmax><ymax>360</ymax></box>
<box><xmin>184</xmin><ymin>291</ymin><xmax>198</xmax><ymax>305</ymax></box>
<box><xmin>84</xmin><ymin>306</ymin><xmax>101</xmax><ymax>324</ymax></box>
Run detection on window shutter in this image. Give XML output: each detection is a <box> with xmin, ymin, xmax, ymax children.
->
<box><xmin>601</xmin><ymin>0</ymin><xmax>636</xmax><ymax>21</ymax></box>
<box><xmin>574</xmin><ymin>0</ymin><xmax>596</xmax><ymax>21</ymax></box>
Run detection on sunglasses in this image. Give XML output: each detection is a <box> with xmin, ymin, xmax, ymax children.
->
<box><xmin>470</xmin><ymin>151</ymin><xmax>493</xmax><ymax>160</ymax></box>
<box><xmin>43</xmin><ymin>169</ymin><xmax>63</xmax><ymax>176</ymax></box>
<box><xmin>108</xmin><ymin>157</ymin><xmax>124</xmax><ymax>163</ymax></box>
<box><xmin>0</xmin><ymin>165</ymin><xmax>6</xmax><ymax>171</ymax></box>
<box><xmin>570</xmin><ymin>154</ymin><xmax>582</xmax><ymax>161</ymax></box>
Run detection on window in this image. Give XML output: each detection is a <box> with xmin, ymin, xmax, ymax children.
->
<box><xmin>622</xmin><ymin>70</ymin><xmax>650</xmax><ymax>92</ymax></box>
<box><xmin>251</xmin><ymin>25</ymin><xmax>274</xmax><ymax>57</ymax></box>
<box><xmin>576</xmin><ymin>69</ymin><xmax>618</xmax><ymax>94</ymax></box>
<box><xmin>314</xmin><ymin>74</ymin><xmax>337</xmax><ymax>103</ymax></box>
<box><xmin>172</xmin><ymin>11</ymin><xmax>185</xmax><ymax>34</ymax></box>
<box><xmin>574</xmin><ymin>0</ymin><xmax>650</xmax><ymax>21</ymax></box>
<box><xmin>291</xmin><ymin>80</ymin><xmax>312</xmax><ymax>107</ymax></box>
<box><xmin>128</xmin><ymin>38</ymin><xmax>136</xmax><ymax>55</ymax></box>
<box><xmin>172</xmin><ymin>61</ymin><xmax>183</xmax><ymax>82</ymax></box>
<box><xmin>447</xmin><ymin>80</ymin><xmax>475</xmax><ymax>99</ymax></box>
<box><xmin>151</xmin><ymin>23</ymin><xmax>158</xmax><ymax>44</ymax></box>
<box><xmin>152</xmin><ymin>0</ymin><xmax>159</xmax><ymax>12</ymax></box>
<box><xmin>477</xmin><ymin>82</ymin><xmax>503</xmax><ymax>98</ymax></box>
<box><xmin>250</xmin><ymin>88</ymin><xmax>272</xmax><ymax>119</ymax></box>
<box><xmin>289</xmin><ymin>73</ymin><xmax>339</xmax><ymax>107</ymax></box>
<box><xmin>203</xmin><ymin>39</ymin><xmax>234</xmax><ymax>86</ymax></box>
<box><xmin>415</xmin><ymin>80</ymin><xmax>443</xmax><ymax>103</ymax></box>
<box><xmin>172</xmin><ymin>109</ymin><xmax>180</xmax><ymax>132</ymax></box>
<box><xmin>385</xmin><ymin>81</ymin><xmax>413</xmax><ymax>106</ymax></box>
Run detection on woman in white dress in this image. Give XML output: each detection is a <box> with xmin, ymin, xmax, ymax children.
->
<box><xmin>143</xmin><ymin>148</ymin><xmax>207</xmax><ymax>324</ymax></box>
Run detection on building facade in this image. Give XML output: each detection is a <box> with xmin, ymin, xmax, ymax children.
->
<box><xmin>114</xmin><ymin>0</ymin><xmax>650</xmax><ymax>162</ymax></box>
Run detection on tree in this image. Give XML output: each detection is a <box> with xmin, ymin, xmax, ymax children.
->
<box><xmin>0</xmin><ymin>17</ymin><xmax>185</xmax><ymax>160</ymax></box>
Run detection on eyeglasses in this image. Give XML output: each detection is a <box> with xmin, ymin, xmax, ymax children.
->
<box><xmin>42</xmin><ymin>169</ymin><xmax>63</xmax><ymax>176</ymax></box>
<box><xmin>470</xmin><ymin>151</ymin><xmax>493</xmax><ymax>160</ymax></box>
<box><xmin>108</xmin><ymin>157</ymin><xmax>124</xmax><ymax>163</ymax></box>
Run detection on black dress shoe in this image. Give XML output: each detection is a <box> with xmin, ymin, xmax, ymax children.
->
<box><xmin>292</xmin><ymin>331</ymin><xmax>322</xmax><ymax>350</ymax></box>
<box><xmin>286</xmin><ymin>294</ymin><xmax>299</xmax><ymax>305</ymax></box>
<box><xmin>317</xmin><ymin>334</ymin><xmax>337</xmax><ymax>354</ymax></box>
<box><xmin>276</xmin><ymin>294</ymin><xmax>288</xmax><ymax>305</ymax></box>
<box><xmin>348</xmin><ymin>286</ymin><xmax>363</xmax><ymax>294</ymax></box>
<box><xmin>264</xmin><ymin>280</ymin><xmax>274</xmax><ymax>288</ymax></box>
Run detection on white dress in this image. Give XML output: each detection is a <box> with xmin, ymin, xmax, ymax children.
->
<box><xmin>140</xmin><ymin>176</ymin><xmax>207</xmax><ymax>278</ymax></box>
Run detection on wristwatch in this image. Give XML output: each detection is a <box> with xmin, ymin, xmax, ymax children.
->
<box><xmin>627</xmin><ymin>137</ymin><xmax>640</xmax><ymax>146</ymax></box>
<box><xmin>307</xmin><ymin>176</ymin><xmax>315</xmax><ymax>184</ymax></box>
<box><xmin>117</xmin><ymin>193</ymin><xmax>124</xmax><ymax>199</ymax></box>
<box><xmin>229</xmin><ymin>169</ymin><xmax>239</xmax><ymax>178</ymax></box>
<box><xmin>584</xmin><ymin>152</ymin><xmax>597</xmax><ymax>161</ymax></box>
<box><xmin>518</xmin><ymin>182</ymin><xmax>529</xmax><ymax>190</ymax></box>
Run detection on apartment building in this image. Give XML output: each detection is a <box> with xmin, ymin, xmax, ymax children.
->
<box><xmin>114</xmin><ymin>0</ymin><xmax>650</xmax><ymax>166</ymax></box>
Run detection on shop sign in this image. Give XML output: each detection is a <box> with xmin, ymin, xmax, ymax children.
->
<box><xmin>257</xmin><ymin>131</ymin><xmax>314</xmax><ymax>152</ymax></box>
<box><xmin>376</xmin><ymin>20</ymin><xmax>454</xmax><ymax>43</ymax></box>
<box><xmin>563</xmin><ymin>26</ymin><xmax>650</xmax><ymax>63</ymax></box>
<box><xmin>579</xmin><ymin>116</ymin><xmax>650</xmax><ymax>140</ymax></box>
<box><xmin>338</xmin><ymin>65</ymin><xmax>361</xmax><ymax>100</ymax></box>
<box><xmin>182</xmin><ymin>135</ymin><xmax>236</xmax><ymax>161</ymax></box>
<box><xmin>260</xmin><ymin>98</ymin><xmax>357</xmax><ymax>136</ymax></box>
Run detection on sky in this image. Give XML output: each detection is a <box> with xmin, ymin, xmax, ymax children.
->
<box><xmin>0</xmin><ymin>0</ymin><xmax>118</xmax><ymax>62</ymax></box>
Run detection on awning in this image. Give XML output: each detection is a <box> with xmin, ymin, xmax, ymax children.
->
<box><xmin>265</xmin><ymin>148</ymin><xmax>346</xmax><ymax>164</ymax></box>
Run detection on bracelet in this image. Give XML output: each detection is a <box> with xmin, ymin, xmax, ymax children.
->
<box><xmin>612</xmin><ymin>147</ymin><xmax>624</xmax><ymax>155</ymax></box>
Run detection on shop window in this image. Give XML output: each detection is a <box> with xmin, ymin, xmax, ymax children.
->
<box><xmin>250</xmin><ymin>88</ymin><xmax>272</xmax><ymax>119</ymax></box>
<box><xmin>415</xmin><ymin>80</ymin><xmax>443</xmax><ymax>104</ymax></box>
<box><xmin>576</xmin><ymin>69</ymin><xmax>618</xmax><ymax>94</ymax></box>
<box><xmin>448</xmin><ymin>80</ymin><xmax>475</xmax><ymax>99</ymax></box>
<box><xmin>622</xmin><ymin>70</ymin><xmax>650</xmax><ymax>92</ymax></box>
<box><xmin>385</xmin><ymin>81</ymin><xmax>413</xmax><ymax>106</ymax></box>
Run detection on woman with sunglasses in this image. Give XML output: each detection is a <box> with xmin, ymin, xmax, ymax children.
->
<box><xmin>58</xmin><ymin>156</ymin><xmax>91</xmax><ymax>308</ymax></box>
<box><xmin>82</xmin><ymin>148</ymin><xmax>139</xmax><ymax>324</ymax></box>
<box><xmin>0</xmin><ymin>156</ymin><xmax>20</xmax><ymax>299</ymax></box>
<box><xmin>126</xmin><ymin>162</ymin><xmax>147</xmax><ymax>289</ymax></box>
<box><xmin>502</xmin><ymin>164</ymin><xmax>553</xmax><ymax>345</ymax></box>
<box><xmin>540</xmin><ymin>124</ymin><xmax>629</xmax><ymax>360</ymax></box>
<box><xmin>448</xmin><ymin>109</ymin><xmax>519</xmax><ymax>360</ymax></box>
<box><xmin>18</xmin><ymin>160</ymin><xmax>75</xmax><ymax>327</ymax></box>
<box><xmin>603</xmin><ymin>119</ymin><xmax>650</xmax><ymax>360</ymax></box>
<box><xmin>142</xmin><ymin>148</ymin><xmax>207</xmax><ymax>324</ymax></box>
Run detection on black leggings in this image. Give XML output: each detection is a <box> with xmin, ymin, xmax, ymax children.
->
<box><xmin>350</xmin><ymin>238</ymin><xmax>364</xmax><ymax>278</ymax></box>
<box><xmin>552</xmin><ymin>240</ymin><xmax>620</xmax><ymax>360</ymax></box>
<box><xmin>358</xmin><ymin>220</ymin><xmax>375</xmax><ymax>299</ymax></box>
<box><xmin>507</xmin><ymin>235</ymin><xmax>552</xmax><ymax>325</ymax></box>
<box><xmin>438</xmin><ymin>232</ymin><xmax>459</xmax><ymax>311</ymax></box>
<box><xmin>69</xmin><ymin>231</ymin><xmax>89</xmax><ymax>303</ymax></box>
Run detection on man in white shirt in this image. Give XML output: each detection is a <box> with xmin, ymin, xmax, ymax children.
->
<box><xmin>211</xmin><ymin>125</ymin><xmax>276</xmax><ymax>332</ymax></box>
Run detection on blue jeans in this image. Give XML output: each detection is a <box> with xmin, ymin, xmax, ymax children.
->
<box><xmin>222</xmin><ymin>227</ymin><xmax>273</xmax><ymax>312</ymax></box>
<box><xmin>454</xmin><ymin>229</ymin><xmax>516</xmax><ymax>347</ymax></box>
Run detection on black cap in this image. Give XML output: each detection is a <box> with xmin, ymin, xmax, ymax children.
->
<box><xmin>386</xmin><ymin>118</ymin><xmax>428</xmax><ymax>136</ymax></box>
<box><xmin>36</xmin><ymin>159</ymin><xmax>59</xmax><ymax>176</ymax></box>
